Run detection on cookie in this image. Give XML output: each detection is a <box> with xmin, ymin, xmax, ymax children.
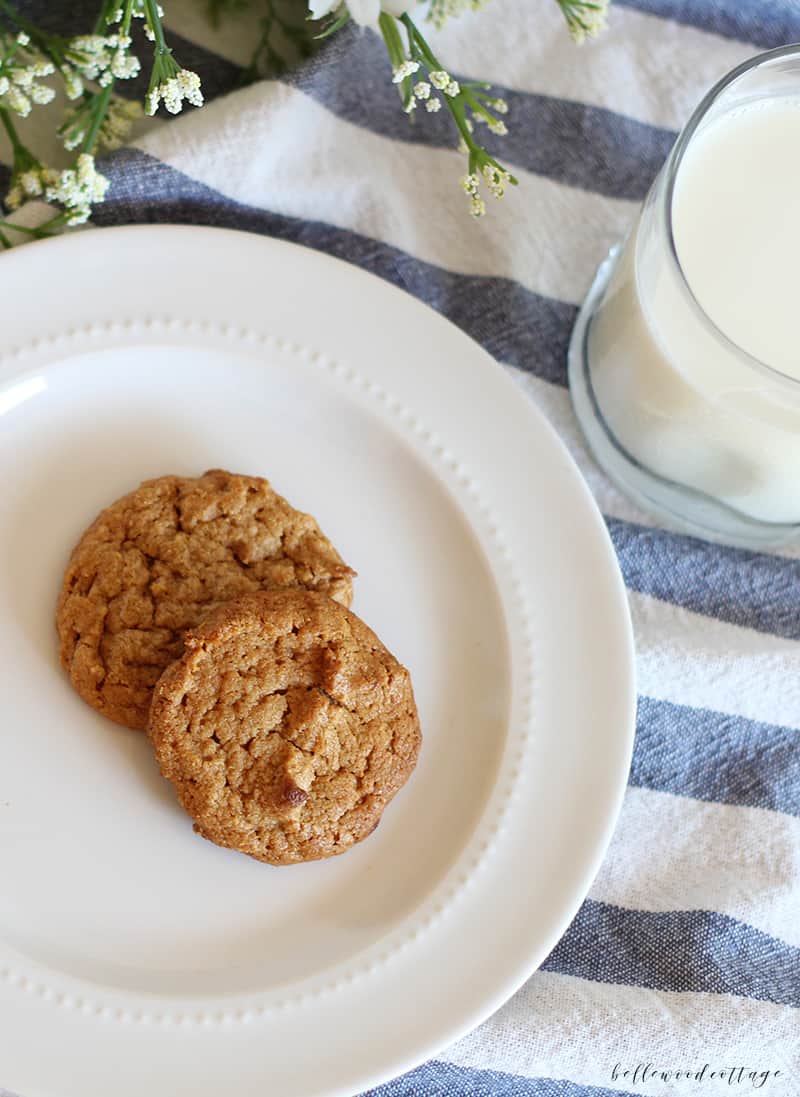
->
<box><xmin>57</xmin><ymin>470</ymin><xmax>355</xmax><ymax>731</ymax></box>
<box><xmin>147</xmin><ymin>590</ymin><xmax>421</xmax><ymax>865</ymax></box>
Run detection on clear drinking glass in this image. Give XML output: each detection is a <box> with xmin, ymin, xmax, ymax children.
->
<box><xmin>568</xmin><ymin>44</ymin><xmax>800</xmax><ymax>548</ymax></box>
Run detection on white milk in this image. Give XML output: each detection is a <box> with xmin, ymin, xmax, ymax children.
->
<box><xmin>587</xmin><ymin>96</ymin><xmax>800</xmax><ymax>525</ymax></box>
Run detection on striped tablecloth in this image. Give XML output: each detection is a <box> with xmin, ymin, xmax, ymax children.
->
<box><xmin>5</xmin><ymin>1</ymin><xmax>800</xmax><ymax>1094</ymax></box>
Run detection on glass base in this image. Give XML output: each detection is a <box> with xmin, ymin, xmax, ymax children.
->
<box><xmin>568</xmin><ymin>249</ymin><xmax>800</xmax><ymax>550</ymax></box>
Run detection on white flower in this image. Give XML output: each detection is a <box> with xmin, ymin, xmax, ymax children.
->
<box><xmin>15</xmin><ymin>31</ymin><xmax>30</xmax><ymax>47</ymax></box>
<box><xmin>428</xmin><ymin>0</ymin><xmax>489</xmax><ymax>29</ymax></box>
<box><xmin>29</xmin><ymin>83</ymin><xmax>55</xmax><ymax>105</ymax></box>
<box><xmin>560</xmin><ymin>0</ymin><xmax>609</xmax><ymax>43</ymax></box>
<box><xmin>487</xmin><ymin>118</ymin><xmax>507</xmax><ymax>135</ymax></box>
<box><xmin>44</xmin><ymin>153</ymin><xmax>110</xmax><ymax>225</ymax></box>
<box><xmin>444</xmin><ymin>79</ymin><xmax>460</xmax><ymax>97</ymax></box>
<box><xmin>110</xmin><ymin>49</ymin><xmax>141</xmax><ymax>79</ymax></box>
<box><xmin>470</xmin><ymin>195</ymin><xmax>486</xmax><ymax>217</ymax></box>
<box><xmin>9</xmin><ymin>65</ymin><xmax>33</xmax><ymax>89</ymax></box>
<box><xmin>2</xmin><ymin>85</ymin><xmax>31</xmax><ymax>116</ymax></box>
<box><xmin>461</xmin><ymin>173</ymin><xmax>480</xmax><ymax>196</ymax></box>
<box><xmin>482</xmin><ymin>163</ymin><xmax>511</xmax><ymax>197</ymax></box>
<box><xmin>429</xmin><ymin>70</ymin><xmax>450</xmax><ymax>91</ymax></box>
<box><xmin>413</xmin><ymin>80</ymin><xmax>430</xmax><ymax>100</ymax></box>
<box><xmin>5</xmin><ymin>162</ymin><xmax>50</xmax><ymax>211</ymax></box>
<box><xmin>147</xmin><ymin>68</ymin><xmax>203</xmax><ymax>116</ymax></box>
<box><xmin>69</xmin><ymin>35</ymin><xmax>113</xmax><ymax>80</ymax></box>
<box><xmin>308</xmin><ymin>0</ymin><xmax>416</xmax><ymax>26</ymax></box>
<box><xmin>309</xmin><ymin>0</ymin><xmax>341</xmax><ymax>15</ymax></box>
<box><xmin>325</xmin><ymin>0</ymin><xmax>380</xmax><ymax>21</ymax></box>
<box><xmin>61</xmin><ymin>65</ymin><xmax>84</xmax><ymax>100</ymax></box>
<box><xmin>99</xmin><ymin>97</ymin><xmax>143</xmax><ymax>150</ymax></box>
<box><xmin>0</xmin><ymin>76</ymin><xmax>7</xmax><ymax>95</ymax></box>
<box><xmin>490</xmin><ymin>97</ymin><xmax>508</xmax><ymax>114</ymax></box>
<box><xmin>391</xmin><ymin>59</ymin><xmax>419</xmax><ymax>84</ymax></box>
<box><xmin>425</xmin><ymin>97</ymin><xmax>441</xmax><ymax>112</ymax></box>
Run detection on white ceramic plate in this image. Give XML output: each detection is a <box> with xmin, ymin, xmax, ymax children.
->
<box><xmin>0</xmin><ymin>226</ymin><xmax>634</xmax><ymax>1097</ymax></box>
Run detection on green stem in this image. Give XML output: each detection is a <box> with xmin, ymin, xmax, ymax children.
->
<box><xmin>143</xmin><ymin>0</ymin><xmax>170</xmax><ymax>54</ymax></box>
<box><xmin>0</xmin><ymin>217</ymin><xmax>58</xmax><ymax>235</ymax></box>
<box><xmin>0</xmin><ymin>107</ymin><xmax>24</xmax><ymax>154</ymax></box>
<box><xmin>79</xmin><ymin>83</ymin><xmax>114</xmax><ymax>155</ymax></box>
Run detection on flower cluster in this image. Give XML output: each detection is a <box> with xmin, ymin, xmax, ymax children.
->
<box><xmin>0</xmin><ymin>32</ymin><xmax>55</xmax><ymax>118</ymax></box>
<box><xmin>61</xmin><ymin>94</ymin><xmax>143</xmax><ymax>152</ymax></box>
<box><xmin>44</xmin><ymin>154</ymin><xmax>110</xmax><ymax>225</ymax></box>
<box><xmin>0</xmin><ymin>0</ymin><xmax>609</xmax><ymax>244</ymax></box>
<box><xmin>99</xmin><ymin>97</ymin><xmax>144</xmax><ymax>150</ymax></box>
<box><xmin>0</xmin><ymin>1</ymin><xmax>202</xmax><ymax>240</ymax></box>
<box><xmin>427</xmin><ymin>0</ymin><xmax>491</xmax><ymax>30</ymax></box>
<box><xmin>556</xmin><ymin>0</ymin><xmax>609</xmax><ymax>43</ymax></box>
<box><xmin>378</xmin><ymin>10</ymin><xmax>518</xmax><ymax>216</ymax></box>
<box><xmin>147</xmin><ymin>67</ymin><xmax>203</xmax><ymax>115</ymax></box>
<box><xmin>67</xmin><ymin>33</ymin><xmax>141</xmax><ymax>86</ymax></box>
<box><xmin>6</xmin><ymin>154</ymin><xmax>109</xmax><ymax>226</ymax></box>
<box><xmin>461</xmin><ymin>162</ymin><xmax>513</xmax><ymax>217</ymax></box>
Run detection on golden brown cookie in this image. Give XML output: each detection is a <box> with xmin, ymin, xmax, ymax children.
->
<box><xmin>57</xmin><ymin>470</ymin><xmax>355</xmax><ymax>731</ymax></box>
<box><xmin>147</xmin><ymin>590</ymin><xmax>421</xmax><ymax>865</ymax></box>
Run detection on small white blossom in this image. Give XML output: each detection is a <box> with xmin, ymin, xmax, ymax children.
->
<box><xmin>5</xmin><ymin>162</ymin><xmax>50</xmax><ymax>210</ymax></box>
<box><xmin>461</xmin><ymin>173</ymin><xmax>480</xmax><ymax>196</ymax></box>
<box><xmin>470</xmin><ymin>195</ymin><xmax>486</xmax><ymax>217</ymax></box>
<box><xmin>99</xmin><ymin>97</ymin><xmax>143</xmax><ymax>150</ymax></box>
<box><xmin>20</xmin><ymin>170</ymin><xmax>44</xmax><ymax>196</ymax></box>
<box><xmin>9</xmin><ymin>65</ymin><xmax>33</xmax><ymax>88</ymax></box>
<box><xmin>428</xmin><ymin>0</ymin><xmax>488</xmax><ymax>29</ymax></box>
<box><xmin>391</xmin><ymin>60</ymin><xmax>420</xmax><ymax>84</ymax></box>
<box><xmin>404</xmin><ymin>96</ymin><xmax>416</xmax><ymax>114</ymax></box>
<box><xmin>490</xmin><ymin>97</ymin><xmax>508</xmax><ymax>114</ymax></box>
<box><xmin>310</xmin><ymin>0</ymin><xmax>417</xmax><ymax>26</ymax></box>
<box><xmin>425</xmin><ymin>97</ymin><xmax>441</xmax><ymax>113</ymax></box>
<box><xmin>560</xmin><ymin>0</ymin><xmax>609</xmax><ymax>43</ymax></box>
<box><xmin>61</xmin><ymin>65</ymin><xmax>84</xmax><ymax>100</ymax></box>
<box><xmin>3</xmin><ymin>85</ymin><xmax>31</xmax><ymax>116</ymax></box>
<box><xmin>62</xmin><ymin>127</ymin><xmax>85</xmax><ymax>151</ymax></box>
<box><xmin>429</xmin><ymin>70</ymin><xmax>450</xmax><ymax>91</ymax></box>
<box><xmin>44</xmin><ymin>153</ymin><xmax>110</xmax><ymax>225</ymax></box>
<box><xmin>15</xmin><ymin>31</ymin><xmax>30</xmax><ymax>47</ymax></box>
<box><xmin>110</xmin><ymin>49</ymin><xmax>140</xmax><ymax>79</ymax></box>
<box><xmin>413</xmin><ymin>80</ymin><xmax>430</xmax><ymax>100</ymax></box>
<box><xmin>482</xmin><ymin>163</ymin><xmax>511</xmax><ymax>198</ymax></box>
<box><xmin>107</xmin><ymin>7</ymin><xmax>124</xmax><ymax>22</ymax></box>
<box><xmin>147</xmin><ymin>68</ymin><xmax>203</xmax><ymax>116</ymax></box>
<box><xmin>29</xmin><ymin>82</ymin><xmax>55</xmax><ymax>105</ymax></box>
<box><xmin>68</xmin><ymin>35</ymin><xmax>113</xmax><ymax>81</ymax></box>
<box><xmin>144</xmin><ymin>25</ymin><xmax>155</xmax><ymax>41</ymax></box>
<box><xmin>0</xmin><ymin>76</ymin><xmax>8</xmax><ymax>95</ymax></box>
<box><xmin>444</xmin><ymin>79</ymin><xmax>460</xmax><ymax>97</ymax></box>
<box><xmin>487</xmin><ymin>118</ymin><xmax>507</xmax><ymax>135</ymax></box>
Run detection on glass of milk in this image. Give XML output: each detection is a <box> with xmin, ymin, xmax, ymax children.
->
<box><xmin>568</xmin><ymin>45</ymin><xmax>800</xmax><ymax>546</ymax></box>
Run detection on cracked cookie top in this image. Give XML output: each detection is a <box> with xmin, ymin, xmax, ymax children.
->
<box><xmin>56</xmin><ymin>470</ymin><xmax>355</xmax><ymax>731</ymax></box>
<box><xmin>147</xmin><ymin>590</ymin><xmax>421</xmax><ymax>865</ymax></box>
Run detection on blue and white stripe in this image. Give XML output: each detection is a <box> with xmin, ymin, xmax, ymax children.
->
<box><xmin>4</xmin><ymin>0</ymin><xmax>800</xmax><ymax>1093</ymax></box>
